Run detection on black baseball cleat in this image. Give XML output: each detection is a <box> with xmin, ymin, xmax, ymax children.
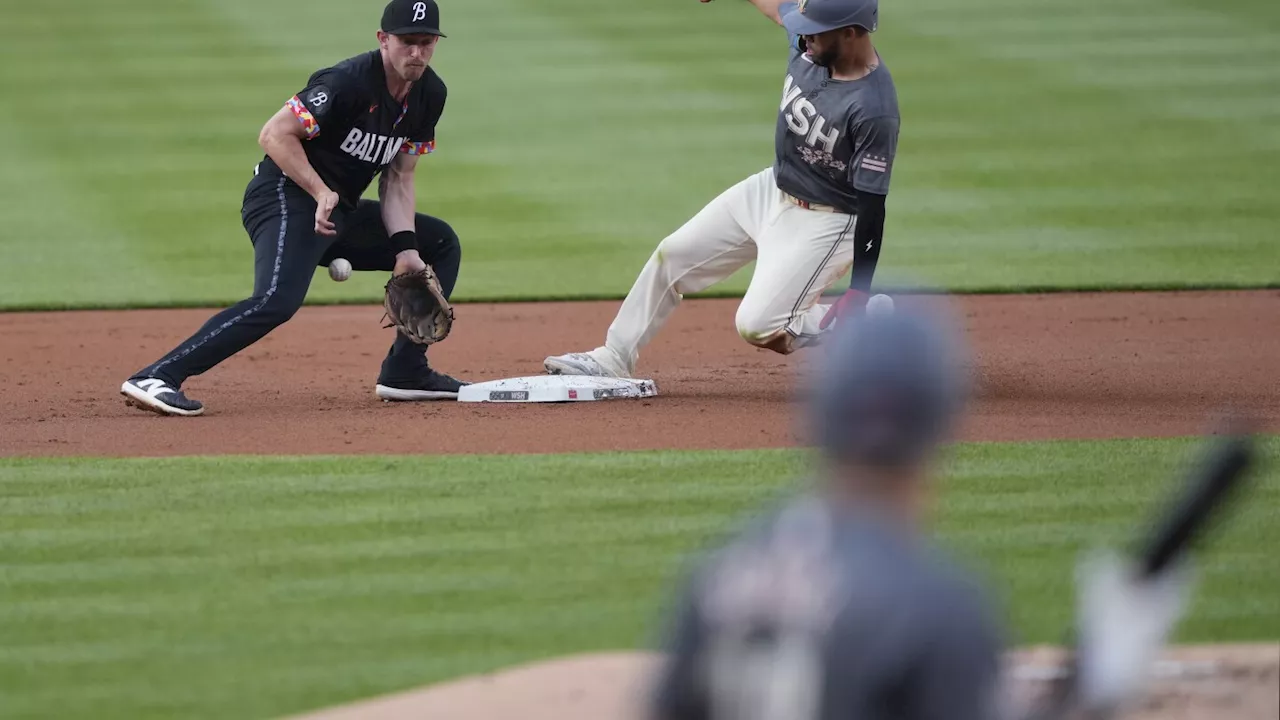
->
<box><xmin>375</xmin><ymin>369</ymin><xmax>469</xmax><ymax>401</ymax></box>
<box><xmin>120</xmin><ymin>377</ymin><xmax>205</xmax><ymax>416</ymax></box>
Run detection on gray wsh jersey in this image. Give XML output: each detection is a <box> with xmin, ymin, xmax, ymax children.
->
<box><xmin>773</xmin><ymin>30</ymin><xmax>900</xmax><ymax>213</ymax></box>
<box><xmin>650</xmin><ymin>495</ymin><xmax>1004</xmax><ymax>720</ymax></box>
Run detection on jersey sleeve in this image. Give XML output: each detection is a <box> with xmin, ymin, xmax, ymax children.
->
<box><xmin>285</xmin><ymin>69</ymin><xmax>361</xmax><ymax>141</ymax></box>
<box><xmin>400</xmin><ymin>83</ymin><xmax>447</xmax><ymax>156</ymax></box>
<box><xmin>779</xmin><ymin>2</ymin><xmax>803</xmax><ymax>55</ymax></box>
<box><xmin>848</xmin><ymin>114</ymin><xmax>900</xmax><ymax>194</ymax></box>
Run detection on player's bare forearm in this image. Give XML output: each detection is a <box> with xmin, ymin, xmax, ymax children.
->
<box><xmin>380</xmin><ymin>153</ymin><xmax>426</xmax><ymax>274</ymax></box>
<box><xmin>258</xmin><ymin>107</ymin><xmax>331</xmax><ymax>201</ymax></box>
<box><xmin>703</xmin><ymin>0</ymin><xmax>787</xmax><ymax>26</ymax></box>
<box><xmin>749</xmin><ymin>0</ymin><xmax>788</xmax><ymax>25</ymax></box>
<box><xmin>379</xmin><ymin>153</ymin><xmax>418</xmax><ymax>236</ymax></box>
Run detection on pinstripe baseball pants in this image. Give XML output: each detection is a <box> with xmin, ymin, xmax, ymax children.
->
<box><xmin>601</xmin><ymin>166</ymin><xmax>857</xmax><ymax>372</ymax></box>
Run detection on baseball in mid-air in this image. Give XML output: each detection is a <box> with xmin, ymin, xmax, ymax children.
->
<box><xmin>866</xmin><ymin>293</ymin><xmax>895</xmax><ymax>316</ymax></box>
<box><xmin>328</xmin><ymin>258</ymin><xmax>352</xmax><ymax>282</ymax></box>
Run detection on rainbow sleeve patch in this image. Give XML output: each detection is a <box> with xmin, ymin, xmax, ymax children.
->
<box><xmin>286</xmin><ymin>96</ymin><xmax>320</xmax><ymax>139</ymax></box>
<box><xmin>400</xmin><ymin>140</ymin><xmax>435</xmax><ymax>156</ymax></box>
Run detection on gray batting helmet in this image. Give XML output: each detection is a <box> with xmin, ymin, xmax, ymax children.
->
<box><xmin>809</xmin><ymin>300</ymin><xmax>969</xmax><ymax>467</ymax></box>
<box><xmin>782</xmin><ymin>0</ymin><xmax>879</xmax><ymax>35</ymax></box>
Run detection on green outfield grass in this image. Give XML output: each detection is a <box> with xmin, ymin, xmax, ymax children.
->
<box><xmin>1</xmin><ymin>437</ymin><xmax>1277</xmax><ymax>719</ymax></box>
<box><xmin>0</xmin><ymin>0</ymin><xmax>1277</xmax><ymax>310</ymax></box>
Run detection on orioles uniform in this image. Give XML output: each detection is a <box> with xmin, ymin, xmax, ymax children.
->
<box><xmin>121</xmin><ymin>0</ymin><xmax>466</xmax><ymax>416</ymax></box>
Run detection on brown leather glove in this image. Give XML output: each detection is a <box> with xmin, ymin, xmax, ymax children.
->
<box><xmin>382</xmin><ymin>266</ymin><xmax>454</xmax><ymax>345</ymax></box>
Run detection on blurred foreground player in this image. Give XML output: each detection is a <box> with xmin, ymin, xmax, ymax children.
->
<box><xmin>647</xmin><ymin>298</ymin><xmax>1233</xmax><ymax>720</ymax></box>
<box><xmin>648</xmin><ymin>302</ymin><xmax>1006</xmax><ymax>720</ymax></box>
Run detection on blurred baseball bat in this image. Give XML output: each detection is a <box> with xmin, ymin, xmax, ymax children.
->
<box><xmin>1133</xmin><ymin>426</ymin><xmax>1255</xmax><ymax>579</ymax></box>
<box><xmin>1020</xmin><ymin>419</ymin><xmax>1258</xmax><ymax>720</ymax></box>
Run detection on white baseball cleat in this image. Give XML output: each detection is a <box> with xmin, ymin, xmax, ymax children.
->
<box><xmin>120</xmin><ymin>377</ymin><xmax>205</xmax><ymax>416</ymax></box>
<box><xmin>543</xmin><ymin>350</ymin><xmax>627</xmax><ymax>378</ymax></box>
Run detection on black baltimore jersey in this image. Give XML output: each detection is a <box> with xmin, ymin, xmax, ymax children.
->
<box><xmin>259</xmin><ymin>50</ymin><xmax>446</xmax><ymax>209</ymax></box>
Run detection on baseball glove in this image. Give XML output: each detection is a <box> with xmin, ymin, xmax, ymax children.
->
<box><xmin>382</xmin><ymin>266</ymin><xmax>454</xmax><ymax>345</ymax></box>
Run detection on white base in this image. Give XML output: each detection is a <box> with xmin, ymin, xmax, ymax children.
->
<box><xmin>456</xmin><ymin>375</ymin><xmax>658</xmax><ymax>403</ymax></box>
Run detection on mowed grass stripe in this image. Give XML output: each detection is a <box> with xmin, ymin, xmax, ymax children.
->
<box><xmin>3</xmin><ymin>601</ymin><xmax>646</xmax><ymax>667</ymax></box>
<box><xmin>0</xmin><ymin>463</ymin><xmax>760</xmax><ymax>507</ymax></box>
<box><xmin>2</xmin><ymin>651</ymin><xmax>505</xmax><ymax>720</ymax></box>
<box><xmin>4</xmin><ymin>561</ymin><xmax>672</xmax><ymax>632</ymax></box>
<box><xmin>2</xmin><ymin>514</ymin><xmax>728</xmax><ymax>591</ymax></box>
<box><xmin>1173</xmin><ymin>0</ymin><xmax>1280</xmax><ymax>29</ymax></box>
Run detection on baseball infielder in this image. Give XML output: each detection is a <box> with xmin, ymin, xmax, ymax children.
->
<box><xmin>119</xmin><ymin>0</ymin><xmax>467</xmax><ymax>416</ymax></box>
<box><xmin>545</xmin><ymin>0</ymin><xmax>897</xmax><ymax>378</ymax></box>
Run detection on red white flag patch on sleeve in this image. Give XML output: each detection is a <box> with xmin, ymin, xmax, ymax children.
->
<box><xmin>859</xmin><ymin>155</ymin><xmax>889</xmax><ymax>173</ymax></box>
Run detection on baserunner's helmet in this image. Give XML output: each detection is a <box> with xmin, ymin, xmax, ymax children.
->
<box><xmin>782</xmin><ymin>0</ymin><xmax>879</xmax><ymax>35</ymax></box>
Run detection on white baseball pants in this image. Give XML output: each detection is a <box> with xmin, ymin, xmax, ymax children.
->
<box><xmin>600</xmin><ymin>167</ymin><xmax>857</xmax><ymax>373</ymax></box>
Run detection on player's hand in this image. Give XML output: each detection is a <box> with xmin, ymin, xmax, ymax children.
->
<box><xmin>314</xmin><ymin>190</ymin><xmax>340</xmax><ymax>236</ymax></box>
<box><xmin>393</xmin><ymin>249</ymin><xmax>428</xmax><ymax>276</ymax></box>
<box><xmin>819</xmin><ymin>289</ymin><xmax>868</xmax><ymax>330</ymax></box>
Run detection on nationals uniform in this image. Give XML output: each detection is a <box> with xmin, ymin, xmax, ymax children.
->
<box><xmin>648</xmin><ymin>307</ymin><xmax>1005</xmax><ymax>720</ymax></box>
<box><xmin>544</xmin><ymin>0</ymin><xmax>898</xmax><ymax>378</ymax></box>
<box><xmin>121</xmin><ymin>0</ymin><xmax>466</xmax><ymax>416</ymax></box>
<box><xmin>650</xmin><ymin>497</ymin><xmax>1004</xmax><ymax>720</ymax></box>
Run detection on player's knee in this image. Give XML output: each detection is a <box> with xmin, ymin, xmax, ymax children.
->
<box><xmin>416</xmin><ymin>216</ymin><xmax>461</xmax><ymax>297</ymax></box>
<box><xmin>415</xmin><ymin>216</ymin><xmax>461</xmax><ymax>257</ymax></box>
<box><xmin>735</xmin><ymin>309</ymin><xmax>795</xmax><ymax>354</ymax></box>
<box><xmin>258</xmin><ymin>288</ymin><xmax>306</xmax><ymax>325</ymax></box>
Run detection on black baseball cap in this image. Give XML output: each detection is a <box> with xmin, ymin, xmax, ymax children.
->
<box><xmin>381</xmin><ymin>0</ymin><xmax>446</xmax><ymax>37</ymax></box>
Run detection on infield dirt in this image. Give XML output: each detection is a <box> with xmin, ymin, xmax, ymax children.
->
<box><xmin>2</xmin><ymin>290</ymin><xmax>1277</xmax><ymax>457</ymax></box>
<box><xmin>287</xmin><ymin>645</ymin><xmax>1280</xmax><ymax>720</ymax></box>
